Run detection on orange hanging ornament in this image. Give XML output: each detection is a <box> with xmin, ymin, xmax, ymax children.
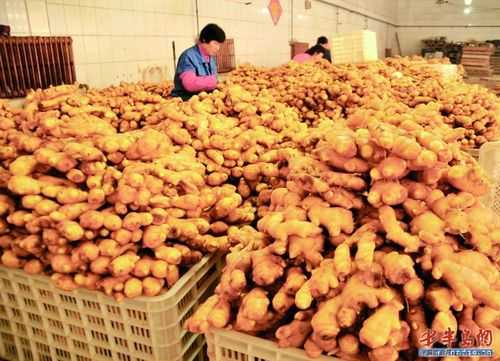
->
<box><xmin>268</xmin><ymin>0</ymin><xmax>283</xmax><ymax>25</ymax></box>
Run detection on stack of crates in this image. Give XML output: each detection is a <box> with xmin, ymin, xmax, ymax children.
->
<box><xmin>0</xmin><ymin>254</ymin><xmax>222</xmax><ymax>361</ymax></box>
<box><xmin>331</xmin><ymin>30</ymin><xmax>378</xmax><ymax>65</ymax></box>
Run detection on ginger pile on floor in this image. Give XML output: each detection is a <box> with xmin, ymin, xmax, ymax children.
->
<box><xmin>226</xmin><ymin>58</ymin><xmax>500</xmax><ymax>148</ymax></box>
<box><xmin>0</xmin><ymin>57</ymin><xmax>499</xmax><ymax>360</ymax></box>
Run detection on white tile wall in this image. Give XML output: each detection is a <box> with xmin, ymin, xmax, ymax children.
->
<box><xmin>292</xmin><ymin>0</ymin><xmax>396</xmax><ymax>60</ymax></box>
<box><xmin>397</xmin><ymin>0</ymin><xmax>500</xmax><ymax>55</ymax></box>
<box><xmin>398</xmin><ymin>0</ymin><xmax>500</xmax><ymax>26</ymax></box>
<box><xmin>64</xmin><ymin>5</ymin><xmax>82</xmax><ymax>34</ymax></box>
<box><xmin>321</xmin><ymin>0</ymin><xmax>397</xmax><ymax>24</ymax></box>
<box><xmin>6</xmin><ymin>0</ymin><xmax>30</xmax><ymax>34</ymax></box>
<box><xmin>97</xmin><ymin>35</ymin><xmax>112</xmax><ymax>62</ymax></box>
<box><xmin>84</xmin><ymin>35</ymin><xmax>100</xmax><ymax>63</ymax></box>
<box><xmin>0</xmin><ymin>1</ymin><xmax>7</xmax><ymax>25</ymax></box>
<box><xmin>3</xmin><ymin>0</ymin><xmax>399</xmax><ymax>87</ymax></box>
<box><xmin>75</xmin><ymin>63</ymin><xmax>88</xmax><ymax>84</ymax></box>
<box><xmin>81</xmin><ymin>6</ymin><xmax>97</xmax><ymax>35</ymax></box>
<box><xmin>46</xmin><ymin>3</ymin><xmax>66</xmax><ymax>34</ymax></box>
<box><xmin>71</xmin><ymin>36</ymin><xmax>87</xmax><ymax>64</ymax></box>
<box><xmin>398</xmin><ymin>27</ymin><xmax>500</xmax><ymax>56</ymax></box>
<box><xmin>80</xmin><ymin>0</ymin><xmax>96</xmax><ymax>7</ymax></box>
<box><xmin>26</xmin><ymin>0</ymin><xmax>50</xmax><ymax>34</ymax></box>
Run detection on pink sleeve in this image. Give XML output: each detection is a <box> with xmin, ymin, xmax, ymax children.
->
<box><xmin>292</xmin><ymin>53</ymin><xmax>312</xmax><ymax>63</ymax></box>
<box><xmin>180</xmin><ymin>71</ymin><xmax>217</xmax><ymax>92</ymax></box>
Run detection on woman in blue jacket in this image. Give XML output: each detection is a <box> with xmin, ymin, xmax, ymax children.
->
<box><xmin>172</xmin><ymin>24</ymin><xmax>226</xmax><ymax>100</ymax></box>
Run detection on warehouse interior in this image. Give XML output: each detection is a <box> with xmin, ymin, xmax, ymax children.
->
<box><xmin>0</xmin><ymin>1</ymin><xmax>500</xmax><ymax>361</ymax></box>
<box><xmin>1</xmin><ymin>0</ymin><xmax>498</xmax><ymax>87</ymax></box>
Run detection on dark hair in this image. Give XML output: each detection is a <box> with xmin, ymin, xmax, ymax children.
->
<box><xmin>317</xmin><ymin>36</ymin><xmax>328</xmax><ymax>45</ymax></box>
<box><xmin>199</xmin><ymin>24</ymin><xmax>226</xmax><ymax>43</ymax></box>
<box><xmin>306</xmin><ymin>45</ymin><xmax>327</xmax><ymax>57</ymax></box>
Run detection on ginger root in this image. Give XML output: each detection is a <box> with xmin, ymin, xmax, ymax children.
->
<box><xmin>234</xmin><ymin>288</ymin><xmax>275</xmax><ymax>333</ymax></box>
<box><xmin>359</xmin><ymin>301</ymin><xmax>404</xmax><ymax>349</ymax></box>
<box><xmin>275</xmin><ymin>310</ymin><xmax>313</xmax><ymax>348</ymax></box>
<box><xmin>379</xmin><ymin>206</ymin><xmax>420</xmax><ymax>252</ymax></box>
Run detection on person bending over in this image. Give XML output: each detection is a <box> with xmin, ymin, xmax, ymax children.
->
<box><xmin>316</xmin><ymin>36</ymin><xmax>332</xmax><ymax>62</ymax></box>
<box><xmin>292</xmin><ymin>44</ymin><xmax>327</xmax><ymax>64</ymax></box>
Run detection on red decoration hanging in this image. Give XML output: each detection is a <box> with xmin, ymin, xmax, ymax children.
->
<box><xmin>268</xmin><ymin>0</ymin><xmax>283</xmax><ymax>26</ymax></box>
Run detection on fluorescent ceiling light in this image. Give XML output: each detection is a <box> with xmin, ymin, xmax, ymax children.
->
<box><xmin>464</xmin><ymin>6</ymin><xmax>471</xmax><ymax>14</ymax></box>
<box><xmin>464</xmin><ymin>0</ymin><xmax>472</xmax><ymax>5</ymax></box>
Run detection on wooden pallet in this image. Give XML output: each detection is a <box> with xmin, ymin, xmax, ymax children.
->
<box><xmin>461</xmin><ymin>46</ymin><xmax>494</xmax><ymax>77</ymax></box>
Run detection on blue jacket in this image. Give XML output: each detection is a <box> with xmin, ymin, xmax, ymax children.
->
<box><xmin>172</xmin><ymin>45</ymin><xmax>218</xmax><ymax>100</ymax></box>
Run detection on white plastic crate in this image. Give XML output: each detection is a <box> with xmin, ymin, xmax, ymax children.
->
<box><xmin>427</xmin><ymin>64</ymin><xmax>458</xmax><ymax>82</ymax></box>
<box><xmin>413</xmin><ymin>64</ymin><xmax>459</xmax><ymax>82</ymax></box>
<box><xmin>0</xmin><ymin>254</ymin><xmax>222</xmax><ymax>361</ymax></box>
<box><xmin>331</xmin><ymin>31</ymin><xmax>378</xmax><ymax>65</ymax></box>
<box><xmin>206</xmin><ymin>329</ymin><xmax>343</xmax><ymax>361</ymax></box>
<box><xmin>479</xmin><ymin>141</ymin><xmax>500</xmax><ymax>216</ymax></box>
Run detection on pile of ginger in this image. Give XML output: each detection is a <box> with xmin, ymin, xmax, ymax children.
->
<box><xmin>0</xmin><ymin>78</ymin><xmax>310</xmax><ymax>300</ymax></box>
<box><xmin>186</xmin><ymin>116</ymin><xmax>500</xmax><ymax>360</ymax></box>
<box><xmin>226</xmin><ymin>57</ymin><xmax>500</xmax><ymax>148</ymax></box>
<box><xmin>0</xmin><ymin>56</ymin><xmax>499</xmax><ymax>360</ymax></box>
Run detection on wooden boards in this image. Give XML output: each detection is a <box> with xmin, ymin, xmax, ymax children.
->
<box><xmin>216</xmin><ymin>38</ymin><xmax>236</xmax><ymax>74</ymax></box>
<box><xmin>492</xmin><ymin>47</ymin><xmax>500</xmax><ymax>75</ymax></box>
<box><xmin>461</xmin><ymin>44</ymin><xmax>494</xmax><ymax>77</ymax></box>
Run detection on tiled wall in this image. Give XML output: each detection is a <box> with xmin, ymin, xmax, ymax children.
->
<box><xmin>397</xmin><ymin>0</ymin><xmax>500</xmax><ymax>55</ymax></box>
<box><xmin>289</xmin><ymin>0</ymin><xmax>397</xmax><ymax>59</ymax></box>
<box><xmin>4</xmin><ymin>0</ymin><xmax>196</xmax><ymax>87</ymax></box>
<box><xmin>197</xmin><ymin>0</ymin><xmax>292</xmax><ymax>68</ymax></box>
<box><xmin>3</xmin><ymin>0</ymin><xmax>398</xmax><ymax>87</ymax></box>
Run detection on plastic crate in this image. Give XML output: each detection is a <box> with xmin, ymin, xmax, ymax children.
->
<box><xmin>206</xmin><ymin>329</ymin><xmax>343</xmax><ymax>361</ymax></box>
<box><xmin>0</xmin><ymin>253</ymin><xmax>222</xmax><ymax>361</ymax></box>
<box><xmin>427</xmin><ymin>64</ymin><xmax>458</xmax><ymax>82</ymax></box>
<box><xmin>479</xmin><ymin>141</ymin><xmax>500</xmax><ymax>216</ymax></box>
<box><xmin>412</xmin><ymin>63</ymin><xmax>459</xmax><ymax>82</ymax></box>
<box><xmin>331</xmin><ymin>31</ymin><xmax>378</xmax><ymax>65</ymax></box>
